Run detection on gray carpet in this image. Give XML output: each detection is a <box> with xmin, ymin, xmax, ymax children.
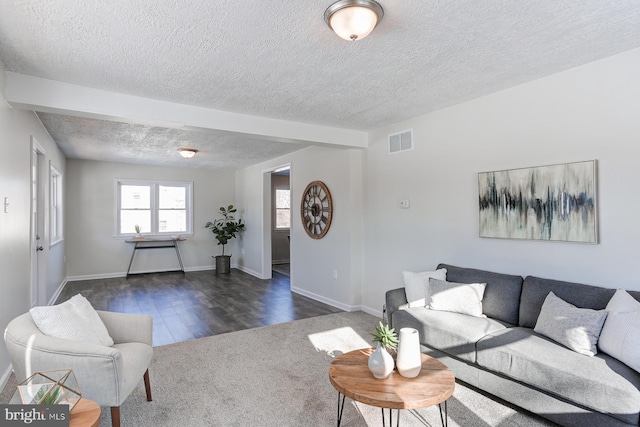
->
<box><xmin>2</xmin><ymin>311</ymin><xmax>554</xmax><ymax>426</ymax></box>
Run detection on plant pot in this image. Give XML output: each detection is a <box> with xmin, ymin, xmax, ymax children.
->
<box><xmin>215</xmin><ymin>255</ymin><xmax>231</xmax><ymax>274</ymax></box>
<box><xmin>368</xmin><ymin>343</ymin><xmax>394</xmax><ymax>379</ymax></box>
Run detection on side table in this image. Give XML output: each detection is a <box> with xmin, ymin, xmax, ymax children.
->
<box><xmin>70</xmin><ymin>398</ymin><xmax>101</xmax><ymax>427</ymax></box>
<box><xmin>329</xmin><ymin>348</ymin><xmax>455</xmax><ymax>427</ymax></box>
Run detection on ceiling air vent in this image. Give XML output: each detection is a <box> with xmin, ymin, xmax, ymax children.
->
<box><xmin>388</xmin><ymin>129</ymin><xmax>413</xmax><ymax>154</ymax></box>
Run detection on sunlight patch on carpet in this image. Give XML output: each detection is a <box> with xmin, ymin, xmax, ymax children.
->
<box><xmin>308</xmin><ymin>326</ymin><xmax>370</xmax><ymax>358</ymax></box>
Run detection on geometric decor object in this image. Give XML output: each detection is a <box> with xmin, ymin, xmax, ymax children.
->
<box><xmin>478</xmin><ymin>160</ymin><xmax>597</xmax><ymax>243</ymax></box>
<box><xmin>10</xmin><ymin>369</ymin><xmax>82</xmax><ymax>411</ymax></box>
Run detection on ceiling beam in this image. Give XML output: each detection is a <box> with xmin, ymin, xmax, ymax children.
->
<box><xmin>4</xmin><ymin>72</ymin><xmax>368</xmax><ymax>148</ymax></box>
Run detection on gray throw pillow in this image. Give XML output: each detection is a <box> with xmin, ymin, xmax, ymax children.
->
<box><xmin>534</xmin><ymin>291</ymin><xmax>607</xmax><ymax>356</ymax></box>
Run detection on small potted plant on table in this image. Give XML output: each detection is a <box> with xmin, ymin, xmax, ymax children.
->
<box><xmin>205</xmin><ymin>205</ymin><xmax>246</xmax><ymax>274</ymax></box>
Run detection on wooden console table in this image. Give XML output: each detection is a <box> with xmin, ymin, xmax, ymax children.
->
<box><xmin>125</xmin><ymin>237</ymin><xmax>185</xmax><ymax>277</ymax></box>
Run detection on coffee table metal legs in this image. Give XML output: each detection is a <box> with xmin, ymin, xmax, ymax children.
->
<box><xmin>337</xmin><ymin>392</ymin><xmax>346</xmax><ymax>427</ymax></box>
<box><xmin>439</xmin><ymin>400</ymin><xmax>448</xmax><ymax>427</ymax></box>
<box><xmin>381</xmin><ymin>407</ymin><xmax>399</xmax><ymax>427</ymax></box>
<box><xmin>336</xmin><ymin>392</ymin><xmax>448</xmax><ymax>427</ymax></box>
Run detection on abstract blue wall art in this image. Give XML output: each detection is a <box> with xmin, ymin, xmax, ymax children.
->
<box><xmin>478</xmin><ymin>160</ymin><xmax>597</xmax><ymax>243</ymax></box>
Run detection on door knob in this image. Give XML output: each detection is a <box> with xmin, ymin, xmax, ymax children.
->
<box><xmin>36</xmin><ymin>246</ymin><xmax>44</xmax><ymax>251</ymax></box>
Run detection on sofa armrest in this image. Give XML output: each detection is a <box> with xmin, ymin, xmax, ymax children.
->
<box><xmin>385</xmin><ymin>287</ymin><xmax>408</xmax><ymax>329</ymax></box>
<box><xmin>98</xmin><ymin>311</ymin><xmax>153</xmax><ymax>346</ymax></box>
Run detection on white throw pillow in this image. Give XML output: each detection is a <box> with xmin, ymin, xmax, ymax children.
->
<box><xmin>534</xmin><ymin>292</ymin><xmax>607</xmax><ymax>357</ymax></box>
<box><xmin>402</xmin><ymin>268</ymin><xmax>447</xmax><ymax>308</ymax></box>
<box><xmin>30</xmin><ymin>294</ymin><xmax>113</xmax><ymax>346</ymax></box>
<box><xmin>598</xmin><ymin>289</ymin><xmax>640</xmax><ymax>372</ymax></box>
<box><xmin>427</xmin><ymin>278</ymin><xmax>486</xmax><ymax>317</ymax></box>
<box><xmin>68</xmin><ymin>294</ymin><xmax>114</xmax><ymax>346</ymax></box>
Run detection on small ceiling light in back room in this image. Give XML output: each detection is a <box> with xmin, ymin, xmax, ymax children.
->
<box><xmin>324</xmin><ymin>0</ymin><xmax>384</xmax><ymax>41</ymax></box>
<box><xmin>178</xmin><ymin>148</ymin><xmax>197</xmax><ymax>159</ymax></box>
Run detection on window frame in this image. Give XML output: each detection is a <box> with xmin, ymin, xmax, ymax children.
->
<box><xmin>49</xmin><ymin>163</ymin><xmax>63</xmax><ymax>246</ymax></box>
<box><xmin>273</xmin><ymin>186</ymin><xmax>291</xmax><ymax>231</ymax></box>
<box><xmin>115</xmin><ymin>179</ymin><xmax>193</xmax><ymax>238</ymax></box>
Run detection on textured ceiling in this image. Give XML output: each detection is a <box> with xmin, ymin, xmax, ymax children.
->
<box><xmin>1</xmin><ymin>1</ymin><xmax>640</xmax><ymax>168</ymax></box>
<box><xmin>37</xmin><ymin>113</ymin><xmax>308</xmax><ymax>169</ymax></box>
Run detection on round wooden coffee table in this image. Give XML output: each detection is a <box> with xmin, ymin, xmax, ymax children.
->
<box><xmin>329</xmin><ymin>348</ymin><xmax>455</xmax><ymax>427</ymax></box>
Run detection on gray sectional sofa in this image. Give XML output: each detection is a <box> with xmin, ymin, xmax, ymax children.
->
<box><xmin>385</xmin><ymin>264</ymin><xmax>640</xmax><ymax>427</ymax></box>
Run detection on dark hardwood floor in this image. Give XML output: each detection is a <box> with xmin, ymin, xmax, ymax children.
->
<box><xmin>56</xmin><ymin>268</ymin><xmax>342</xmax><ymax>346</ymax></box>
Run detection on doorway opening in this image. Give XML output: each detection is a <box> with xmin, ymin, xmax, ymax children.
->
<box><xmin>270</xmin><ymin>166</ymin><xmax>290</xmax><ymax>279</ymax></box>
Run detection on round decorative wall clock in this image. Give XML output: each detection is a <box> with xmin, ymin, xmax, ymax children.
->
<box><xmin>300</xmin><ymin>180</ymin><xmax>333</xmax><ymax>239</ymax></box>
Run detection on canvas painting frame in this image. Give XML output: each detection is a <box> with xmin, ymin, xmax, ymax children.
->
<box><xmin>478</xmin><ymin>160</ymin><xmax>598</xmax><ymax>243</ymax></box>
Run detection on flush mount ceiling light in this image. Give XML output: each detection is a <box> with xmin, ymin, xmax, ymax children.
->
<box><xmin>178</xmin><ymin>148</ymin><xmax>197</xmax><ymax>159</ymax></box>
<box><xmin>324</xmin><ymin>0</ymin><xmax>384</xmax><ymax>41</ymax></box>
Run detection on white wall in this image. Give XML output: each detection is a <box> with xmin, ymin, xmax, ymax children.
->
<box><xmin>0</xmin><ymin>60</ymin><xmax>66</xmax><ymax>387</ymax></box>
<box><xmin>236</xmin><ymin>146</ymin><xmax>365</xmax><ymax>310</ymax></box>
<box><xmin>65</xmin><ymin>160</ymin><xmax>236</xmax><ymax>277</ymax></box>
<box><xmin>362</xmin><ymin>47</ymin><xmax>640</xmax><ymax>312</ymax></box>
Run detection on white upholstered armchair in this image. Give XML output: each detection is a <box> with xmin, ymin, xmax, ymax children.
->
<box><xmin>4</xmin><ymin>310</ymin><xmax>153</xmax><ymax>427</ymax></box>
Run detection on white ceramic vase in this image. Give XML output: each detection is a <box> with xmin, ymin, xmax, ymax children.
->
<box><xmin>396</xmin><ymin>328</ymin><xmax>422</xmax><ymax>378</ymax></box>
<box><xmin>368</xmin><ymin>343</ymin><xmax>394</xmax><ymax>379</ymax></box>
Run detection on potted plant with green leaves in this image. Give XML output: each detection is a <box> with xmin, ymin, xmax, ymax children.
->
<box><xmin>205</xmin><ymin>205</ymin><xmax>246</xmax><ymax>274</ymax></box>
<box><xmin>368</xmin><ymin>321</ymin><xmax>398</xmax><ymax>379</ymax></box>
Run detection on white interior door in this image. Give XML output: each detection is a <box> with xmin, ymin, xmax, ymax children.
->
<box><xmin>31</xmin><ymin>137</ymin><xmax>47</xmax><ymax>307</ymax></box>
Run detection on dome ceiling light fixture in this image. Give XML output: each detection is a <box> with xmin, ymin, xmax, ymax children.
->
<box><xmin>324</xmin><ymin>0</ymin><xmax>384</xmax><ymax>41</ymax></box>
<box><xmin>178</xmin><ymin>148</ymin><xmax>198</xmax><ymax>159</ymax></box>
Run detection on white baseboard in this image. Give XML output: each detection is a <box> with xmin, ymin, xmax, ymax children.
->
<box><xmin>66</xmin><ymin>272</ymin><xmax>126</xmax><ymax>281</ymax></box>
<box><xmin>290</xmin><ymin>286</ymin><xmax>382</xmax><ymax>318</ymax></box>
<box><xmin>290</xmin><ymin>286</ymin><xmax>353</xmax><ymax>312</ymax></box>
<box><xmin>235</xmin><ymin>264</ymin><xmax>265</xmax><ymax>279</ymax></box>
<box><xmin>48</xmin><ymin>278</ymin><xmax>68</xmax><ymax>306</ymax></box>
<box><xmin>185</xmin><ymin>266</ymin><xmax>214</xmax><ymax>272</ymax></box>
<box><xmin>66</xmin><ymin>266</ymin><xmax>216</xmax><ymax>282</ymax></box>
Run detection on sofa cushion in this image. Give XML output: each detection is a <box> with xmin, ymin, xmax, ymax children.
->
<box><xmin>533</xmin><ymin>291</ymin><xmax>607</xmax><ymax>356</ymax></box>
<box><xmin>428</xmin><ymin>278</ymin><xmax>486</xmax><ymax>317</ymax></box>
<box><xmin>476</xmin><ymin>327</ymin><xmax>640</xmax><ymax>425</ymax></box>
<box><xmin>391</xmin><ymin>306</ymin><xmax>507</xmax><ymax>363</ymax></box>
<box><xmin>519</xmin><ymin>276</ymin><xmax>615</xmax><ymax>329</ymax></box>
<box><xmin>437</xmin><ymin>264</ymin><xmax>522</xmax><ymax>325</ymax></box>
